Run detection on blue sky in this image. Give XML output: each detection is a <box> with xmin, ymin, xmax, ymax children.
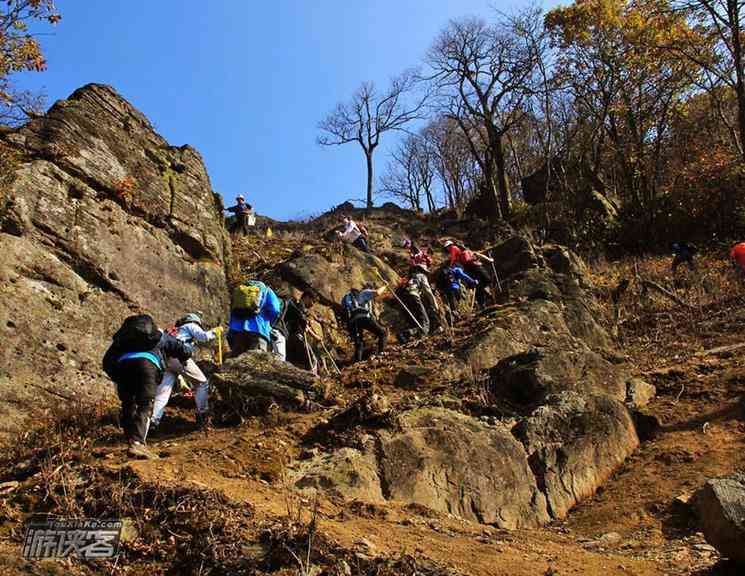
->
<box><xmin>16</xmin><ymin>1</ymin><xmax>554</xmax><ymax>220</ymax></box>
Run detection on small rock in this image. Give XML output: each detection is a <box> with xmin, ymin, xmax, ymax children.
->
<box><xmin>692</xmin><ymin>543</ymin><xmax>717</xmax><ymax>553</ymax></box>
<box><xmin>625</xmin><ymin>378</ymin><xmax>656</xmax><ymax>408</ymax></box>
<box><xmin>0</xmin><ymin>480</ymin><xmax>19</xmax><ymax>493</ymax></box>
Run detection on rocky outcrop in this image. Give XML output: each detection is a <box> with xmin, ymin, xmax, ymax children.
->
<box><xmin>292</xmin><ymin>234</ymin><xmax>640</xmax><ymax>528</ymax></box>
<box><xmin>693</xmin><ymin>474</ymin><xmax>745</xmax><ymax>564</ymax></box>
<box><xmin>0</xmin><ymin>84</ymin><xmax>230</xmax><ymax>438</ymax></box>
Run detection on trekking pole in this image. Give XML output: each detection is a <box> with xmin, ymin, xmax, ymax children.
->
<box><xmin>303</xmin><ymin>334</ymin><xmax>319</xmax><ymax>375</ymax></box>
<box><xmin>319</xmin><ymin>338</ymin><xmax>341</xmax><ymax>375</ymax></box>
<box><xmin>373</xmin><ymin>269</ymin><xmax>424</xmax><ymax>332</ymax></box>
<box><xmin>490</xmin><ymin>260</ymin><xmax>502</xmax><ymax>293</ymax></box>
<box><xmin>215</xmin><ymin>326</ymin><xmax>224</xmax><ymax>366</ymax></box>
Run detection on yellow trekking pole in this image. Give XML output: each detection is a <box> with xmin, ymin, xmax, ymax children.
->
<box><xmin>214</xmin><ymin>326</ymin><xmax>224</xmax><ymax>365</ymax></box>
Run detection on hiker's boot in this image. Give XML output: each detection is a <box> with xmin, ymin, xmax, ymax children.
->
<box><xmin>196</xmin><ymin>412</ymin><xmax>212</xmax><ymax>431</ymax></box>
<box><xmin>128</xmin><ymin>441</ymin><xmax>159</xmax><ymax>460</ymax></box>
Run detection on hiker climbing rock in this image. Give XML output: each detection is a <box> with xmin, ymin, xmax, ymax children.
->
<box><xmin>151</xmin><ymin>313</ymin><xmax>219</xmax><ymax>431</ymax></box>
<box><xmin>443</xmin><ymin>240</ymin><xmax>493</xmax><ymax>308</ymax></box>
<box><xmin>285</xmin><ymin>291</ymin><xmax>322</xmax><ymax>372</ymax></box>
<box><xmin>405</xmin><ymin>240</ymin><xmax>432</xmax><ymax>269</ymax></box>
<box><xmin>671</xmin><ymin>242</ymin><xmax>697</xmax><ymax>273</ymax></box>
<box><xmin>102</xmin><ymin>314</ymin><xmax>194</xmax><ymax>460</ymax></box>
<box><xmin>397</xmin><ymin>264</ymin><xmax>439</xmax><ymax>341</ymax></box>
<box><xmin>440</xmin><ymin>264</ymin><xmax>478</xmax><ymax>318</ymax></box>
<box><xmin>337</xmin><ymin>215</ymin><xmax>371</xmax><ymax>253</ymax></box>
<box><xmin>227</xmin><ymin>280</ymin><xmax>282</xmax><ymax>357</ymax></box>
<box><xmin>225</xmin><ymin>194</ymin><xmax>256</xmax><ymax>236</ymax></box>
<box><xmin>342</xmin><ymin>285</ymin><xmax>387</xmax><ymax>362</ymax></box>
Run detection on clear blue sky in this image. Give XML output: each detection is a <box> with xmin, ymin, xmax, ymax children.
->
<box><xmin>16</xmin><ymin>1</ymin><xmax>555</xmax><ymax>220</ymax></box>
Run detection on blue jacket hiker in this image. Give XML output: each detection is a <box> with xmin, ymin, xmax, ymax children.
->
<box><xmin>228</xmin><ymin>280</ymin><xmax>283</xmax><ymax>357</ymax></box>
<box><xmin>442</xmin><ymin>265</ymin><xmax>477</xmax><ymax>314</ymax></box>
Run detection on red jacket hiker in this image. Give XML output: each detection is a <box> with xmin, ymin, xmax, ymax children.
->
<box><xmin>731</xmin><ymin>242</ymin><xmax>745</xmax><ymax>272</ymax></box>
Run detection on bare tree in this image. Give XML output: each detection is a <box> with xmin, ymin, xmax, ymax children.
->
<box><xmin>379</xmin><ymin>133</ymin><xmax>437</xmax><ymax>212</ymax></box>
<box><xmin>318</xmin><ymin>70</ymin><xmax>429</xmax><ymax>209</ymax></box>
<box><xmin>427</xmin><ymin>12</ymin><xmax>543</xmax><ymax>221</ymax></box>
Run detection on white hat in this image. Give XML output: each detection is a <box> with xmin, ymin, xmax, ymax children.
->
<box><xmin>443</xmin><ymin>240</ymin><xmax>454</xmax><ymax>249</ymax></box>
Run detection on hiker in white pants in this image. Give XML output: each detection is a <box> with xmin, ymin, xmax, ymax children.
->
<box><xmin>152</xmin><ymin>313</ymin><xmax>217</xmax><ymax>430</ymax></box>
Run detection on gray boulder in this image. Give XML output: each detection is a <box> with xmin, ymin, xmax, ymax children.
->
<box><xmin>694</xmin><ymin>474</ymin><xmax>745</xmax><ymax>564</ymax></box>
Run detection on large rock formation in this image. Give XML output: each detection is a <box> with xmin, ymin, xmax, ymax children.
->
<box><xmin>0</xmin><ymin>84</ymin><xmax>231</xmax><ymax>437</ymax></box>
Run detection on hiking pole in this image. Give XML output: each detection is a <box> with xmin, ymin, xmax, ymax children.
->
<box><xmin>490</xmin><ymin>260</ymin><xmax>502</xmax><ymax>293</ymax></box>
<box><xmin>215</xmin><ymin>326</ymin><xmax>224</xmax><ymax>366</ymax></box>
<box><xmin>319</xmin><ymin>338</ymin><xmax>341</xmax><ymax>375</ymax></box>
<box><xmin>373</xmin><ymin>269</ymin><xmax>424</xmax><ymax>332</ymax></box>
<box><xmin>303</xmin><ymin>334</ymin><xmax>319</xmax><ymax>375</ymax></box>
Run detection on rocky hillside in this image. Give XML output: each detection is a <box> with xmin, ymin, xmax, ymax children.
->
<box><xmin>0</xmin><ymin>84</ymin><xmax>231</xmax><ymax>439</ymax></box>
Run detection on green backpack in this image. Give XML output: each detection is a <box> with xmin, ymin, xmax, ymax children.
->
<box><xmin>232</xmin><ymin>281</ymin><xmax>265</xmax><ymax>317</ymax></box>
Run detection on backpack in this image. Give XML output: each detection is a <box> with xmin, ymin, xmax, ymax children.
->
<box><xmin>113</xmin><ymin>314</ymin><xmax>161</xmax><ymax>353</ymax></box>
<box><xmin>232</xmin><ymin>281</ymin><xmax>265</xmax><ymax>317</ymax></box>
<box><xmin>342</xmin><ymin>291</ymin><xmax>371</xmax><ymax>322</ymax></box>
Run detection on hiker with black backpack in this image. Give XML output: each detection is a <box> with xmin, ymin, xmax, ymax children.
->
<box><xmin>341</xmin><ymin>285</ymin><xmax>387</xmax><ymax>362</ymax></box>
<box><xmin>151</xmin><ymin>312</ymin><xmax>220</xmax><ymax>431</ymax></box>
<box><xmin>671</xmin><ymin>242</ymin><xmax>698</xmax><ymax>273</ymax></box>
<box><xmin>102</xmin><ymin>314</ymin><xmax>194</xmax><ymax>460</ymax></box>
<box><xmin>227</xmin><ymin>280</ymin><xmax>283</xmax><ymax>357</ymax></box>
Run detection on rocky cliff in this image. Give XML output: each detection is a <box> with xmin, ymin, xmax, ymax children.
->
<box><xmin>0</xmin><ymin>84</ymin><xmax>231</xmax><ymax>438</ymax></box>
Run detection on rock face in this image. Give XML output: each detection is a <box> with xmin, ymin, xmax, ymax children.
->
<box><xmin>0</xmin><ymin>84</ymin><xmax>231</xmax><ymax>438</ymax></box>
<box><xmin>292</xmin><ymin>234</ymin><xmax>640</xmax><ymax>528</ymax></box>
<box><xmin>694</xmin><ymin>474</ymin><xmax>745</xmax><ymax>564</ymax></box>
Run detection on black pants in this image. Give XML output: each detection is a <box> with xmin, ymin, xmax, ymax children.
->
<box><xmin>353</xmin><ymin>236</ymin><xmax>371</xmax><ymax>253</ymax></box>
<box><xmin>287</xmin><ymin>333</ymin><xmax>316</xmax><ymax>371</ymax></box>
<box><xmin>115</xmin><ymin>359</ymin><xmax>161</xmax><ymax>444</ymax></box>
<box><xmin>228</xmin><ymin>331</ymin><xmax>268</xmax><ymax>358</ymax></box>
<box><xmin>445</xmin><ymin>288</ymin><xmax>463</xmax><ymax>313</ymax></box>
<box><xmin>349</xmin><ymin>316</ymin><xmax>386</xmax><ymax>362</ymax></box>
<box><xmin>672</xmin><ymin>253</ymin><xmax>695</xmax><ymax>272</ymax></box>
<box><xmin>464</xmin><ymin>263</ymin><xmax>491</xmax><ymax>307</ymax></box>
<box><xmin>232</xmin><ymin>214</ymin><xmax>252</xmax><ymax>235</ymax></box>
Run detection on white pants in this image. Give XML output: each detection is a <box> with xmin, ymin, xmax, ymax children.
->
<box><xmin>271</xmin><ymin>329</ymin><xmax>286</xmax><ymax>361</ymax></box>
<box><xmin>152</xmin><ymin>357</ymin><xmax>209</xmax><ymax>424</ymax></box>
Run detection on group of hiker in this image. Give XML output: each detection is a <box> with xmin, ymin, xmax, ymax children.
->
<box><xmin>102</xmin><ymin>209</ymin><xmax>498</xmax><ymax>459</ymax></box>
<box><xmin>671</xmin><ymin>241</ymin><xmax>745</xmax><ymax>276</ymax></box>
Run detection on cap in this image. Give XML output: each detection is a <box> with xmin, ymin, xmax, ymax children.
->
<box><xmin>443</xmin><ymin>240</ymin><xmax>454</xmax><ymax>249</ymax></box>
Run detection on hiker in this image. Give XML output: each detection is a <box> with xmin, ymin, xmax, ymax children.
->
<box><xmin>151</xmin><ymin>313</ymin><xmax>219</xmax><ymax>431</ymax></box>
<box><xmin>397</xmin><ymin>264</ymin><xmax>439</xmax><ymax>341</ymax></box>
<box><xmin>407</xmin><ymin>241</ymin><xmax>432</xmax><ymax>269</ymax></box>
<box><xmin>341</xmin><ymin>285</ymin><xmax>387</xmax><ymax>362</ymax></box>
<box><xmin>337</xmin><ymin>216</ymin><xmax>370</xmax><ymax>253</ymax></box>
<box><xmin>227</xmin><ymin>280</ymin><xmax>283</xmax><ymax>357</ymax></box>
<box><xmin>285</xmin><ymin>291</ymin><xmax>322</xmax><ymax>372</ymax></box>
<box><xmin>441</xmin><ymin>265</ymin><xmax>478</xmax><ymax>317</ymax></box>
<box><xmin>671</xmin><ymin>242</ymin><xmax>697</xmax><ymax>273</ymax></box>
<box><xmin>102</xmin><ymin>314</ymin><xmax>193</xmax><ymax>459</ymax></box>
<box><xmin>443</xmin><ymin>240</ymin><xmax>493</xmax><ymax>308</ymax></box>
<box><xmin>225</xmin><ymin>195</ymin><xmax>256</xmax><ymax>235</ymax></box>
<box><xmin>731</xmin><ymin>242</ymin><xmax>745</xmax><ymax>275</ymax></box>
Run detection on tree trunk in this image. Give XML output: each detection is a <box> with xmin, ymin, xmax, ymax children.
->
<box><xmin>729</xmin><ymin>0</ymin><xmax>745</xmax><ymax>162</ymax></box>
<box><xmin>365</xmin><ymin>151</ymin><xmax>374</xmax><ymax>210</ymax></box>
<box><xmin>494</xmin><ymin>136</ymin><xmax>512</xmax><ymax>218</ymax></box>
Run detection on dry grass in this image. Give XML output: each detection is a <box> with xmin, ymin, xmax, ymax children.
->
<box><xmin>588</xmin><ymin>252</ymin><xmax>745</xmax><ymax>369</ymax></box>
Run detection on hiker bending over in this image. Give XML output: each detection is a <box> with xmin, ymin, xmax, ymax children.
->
<box><xmin>731</xmin><ymin>242</ymin><xmax>745</xmax><ymax>276</ymax></box>
<box><xmin>228</xmin><ymin>280</ymin><xmax>282</xmax><ymax>357</ymax></box>
<box><xmin>443</xmin><ymin>240</ymin><xmax>493</xmax><ymax>308</ymax></box>
<box><xmin>152</xmin><ymin>313</ymin><xmax>218</xmax><ymax>431</ymax></box>
<box><xmin>407</xmin><ymin>241</ymin><xmax>432</xmax><ymax>270</ymax></box>
<box><xmin>225</xmin><ymin>195</ymin><xmax>256</xmax><ymax>236</ymax></box>
<box><xmin>337</xmin><ymin>216</ymin><xmax>370</xmax><ymax>253</ymax></box>
<box><xmin>397</xmin><ymin>264</ymin><xmax>439</xmax><ymax>342</ymax></box>
<box><xmin>441</xmin><ymin>265</ymin><xmax>478</xmax><ymax>317</ymax></box>
<box><xmin>103</xmin><ymin>314</ymin><xmax>193</xmax><ymax>460</ymax></box>
<box><xmin>342</xmin><ymin>286</ymin><xmax>387</xmax><ymax>362</ymax></box>
<box><xmin>285</xmin><ymin>291</ymin><xmax>322</xmax><ymax>372</ymax></box>
<box><xmin>671</xmin><ymin>242</ymin><xmax>697</xmax><ymax>273</ymax></box>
